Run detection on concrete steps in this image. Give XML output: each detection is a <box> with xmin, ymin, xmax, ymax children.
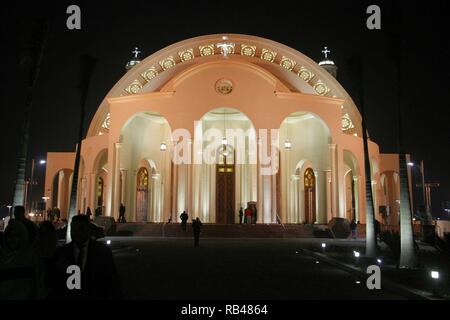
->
<box><xmin>115</xmin><ymin>223</ymin><xmax>327</xmax><ymax>238</ymax></box>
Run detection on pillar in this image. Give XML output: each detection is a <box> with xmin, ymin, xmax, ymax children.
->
<box><xmin>329</xmin><ymin>144</ymin><xmax>339</xmax><ymax>217</ymax></box>
<box><xmin>111</xmin><ymin>142</ymin><xmax>123</xmax><ymax>220</ymax></box>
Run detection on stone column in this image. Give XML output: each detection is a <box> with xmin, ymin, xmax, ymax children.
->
<box><xmin>329</xmin><ymin>144</ymin><xmax>339</xmax><ymax>217</ymax></box>
<box><xmin>314</xmin><ymin>170</ymin><xmax>320</xmax><ymax>223</ymax></box>
<box><xmin>325</xmin><ymin>170</ymin><xmax>332</xmax><ymax>222</ymax></box>
<box><xmin>111</xmin><ymin>142</ymin><xmax>123</xmax><ymax>220</ymax></box>
<box><xmin>257</xmin><ymin>131</ymin><xmax>278</xmax><ymax>224</ymax></box>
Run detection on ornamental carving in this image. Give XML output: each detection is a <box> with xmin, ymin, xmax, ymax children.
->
<box><xmin>199</xmin><ymin>44</ymin><xmax>215</xmax><ymax>56</ymax></box>
<box><xmin>260</xmin><ymin>48</ymin><xmax>277</xmax><ymax>62</ymax></box>
<box><xmin>141</xmin><ymin>67</ymin><xmax>158</xmax><ymax>81</ymax></box>
<box><xmin>178</xmin><ymin>49</ymin><xmax>195</xmax><ymax>62</ymax></box>
<box><xmin>240</xmin><ymin>44</ymin><xmax>256</xmax><ymax>56</ymax></box>
<box><xmin>159</xmin><ymin>56</ymin><xmax>176</xmax><ymax>71</ymax></box>
<box><xmin>280</xmin><ymin>56</ymin><xmax>296</xmax><ymax>71</ymax></box>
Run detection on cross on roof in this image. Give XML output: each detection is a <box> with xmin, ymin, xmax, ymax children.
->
<box><xmin>321</xmin><ymin>46</ymin><xmax>331</xmax><ymax>59</ymax></box>
<box><xmin>132</xmin><ymin>47</ymin><xmax>141</xmax><ymax>59</ymax></box>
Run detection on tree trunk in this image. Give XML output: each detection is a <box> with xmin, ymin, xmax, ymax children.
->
<box><xmin>350</xmin><ymin>56</ymin><xmax>377</xmax><ymax>257</ymax></box>
<box><xmin>66</xmin><ymin>56</ymin><xmax>97</xmax><ymax>242</ymax></box>
<box><xmin>12</xmin><ymin>20</ymin><xmax>49</xmax><ymax>209</ymax></box>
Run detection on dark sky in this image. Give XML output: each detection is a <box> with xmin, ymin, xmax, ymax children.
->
<box><xmin>1</xmin><ymin>0</ymin><xmax>449</xmax><ymax>214</ymax></box>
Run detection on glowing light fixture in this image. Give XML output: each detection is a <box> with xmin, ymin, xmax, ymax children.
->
<box><xmin>431</xmin><ymin>271</ymin><xmax>439</xmax><ymax>279</ymax></box>
<box><xmin>284</xmin><ymin>139</ymin><xmax>292</xmax><ymax>150</ymax></box>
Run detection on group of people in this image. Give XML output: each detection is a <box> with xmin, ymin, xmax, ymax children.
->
<box><xmin>0</xmin><ymin>206</ymin><xmax>121</xmax><ymax>300</ymax></box>
<box><xmin>238</xmin><ymin>204</ymin><xmax>257</xmax><ymax>224</ymax></box>
<box><xmin>179</xmin><ymin>211</ymin><xmax>203</xmax><ymax>247</ymax></box>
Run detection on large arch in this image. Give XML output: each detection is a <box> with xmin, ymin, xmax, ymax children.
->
<box><xmin>192</xmin><ymin>107</ymin><xmax>257</xmax><ymax>223</ymax></box>
<box><xmin>279</xmin><ymin>112</ymin><xmax>331</xmax><ymax>224</ymax></box>
<box><xmin>119</xmin><ymin>111</ymin><xmax>173</xmax><ymax>222</ymax></box>
<box><xmin>88</xmin><ymin>34</ymin><xmax>362</xmax><ymax>138</ymax></box>
<box><xmin>343</xmin><ymin>150</ymin><xmax>360</xmax><ymax>222</ymax></box>
<box><xmin>51</xmin><ymin>168</ymin><xmax>73</xmax><ymax>219</ymax></box>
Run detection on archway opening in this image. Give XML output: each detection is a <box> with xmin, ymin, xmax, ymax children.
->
<box><xmin>279</xmin><ymin>112</ymin><xmax>331</xmax><ymax>224</ymax></box>
<box><xmin>195</xmin><ymin>107</ymin><xmax>257</xmax><ymax>224</ymax></box>
<box><xmin>120</xmin><ymin>111</ymin><xmax>172</xmax><ymax>222</ymax></box>
<box><xmin>343</xmin><ymin>150</ymin><xmax>360</xmax><ymax>222</ymax></box>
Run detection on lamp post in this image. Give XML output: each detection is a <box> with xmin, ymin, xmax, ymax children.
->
<box><xmin>27</xmin><ymin>159</ymin><xmax>46</xmax><ymax>214</ymax></box>
<box><xmin>42</xmin><ymin>196</ymin><xmax>50</xmax><ymax>219</ymax></box>
<box><xmin>7</xmin><ymin>205</ymin><xmax>12</xmax><ymax>219</ymax></box>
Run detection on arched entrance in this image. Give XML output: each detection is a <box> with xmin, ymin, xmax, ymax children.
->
<box><xmin>216</xmin><ymin>145</ymin><xmax>235</xmax><ymax>224</ymax></box>
<box><xmin>195</xmin><ymin>107</ymin><xmax>257</xmax><ymax>223</ymax></box>
<box><xmin>279</xmin><ymin>112</ymin><xmax>331</xmax><ymax>224</ymax></box>
<box><xmin>304</xmin><ymin>168</ymin><xmax>316</xmax><ymax>224</ymax></box>
<box><xmin>136</xmin><ymin>167</ymin><xmax>149</xmax><ymax>222</ymax></box>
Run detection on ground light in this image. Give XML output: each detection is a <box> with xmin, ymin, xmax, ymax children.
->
<box><xmin>321</xmin><ymin>243</ymin><xmax>326</xmax><ymax>248</ymax></box>
<box><xmin>353</xmin><ymin>251</ymin><xmax>360</xmax><ymax>258</ymax></box>
<box><xmin>107</xmin><ymin>240</ymin><xmax>111</xmax><ymax>245</ymax></box>
<box><xmin>431</xmin><ymin>271</ymin><xmax>439</xmax><ymax>279</ymax></box>
<box><xmin>377</xmin><ymin>258</ymin><xmax>382</xmax><ymax>264</ymax></box>
<box><xmin>430</xmin><ymin>271</ymin><xmax>440</xmax><ymax>297</ymax></box>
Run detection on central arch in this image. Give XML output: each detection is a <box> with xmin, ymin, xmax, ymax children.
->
<box><xmin>194</xmin><ymin>107</ymin><xmax>257</xmax><ymax>224</ymax></box>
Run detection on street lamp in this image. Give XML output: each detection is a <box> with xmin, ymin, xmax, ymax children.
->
<box><xmin>6</xmin><ymin>205</ymin><xmax>12</xmax><ymax>218</ymax></box>
<box><xmin>26</xmin><ymin>159</ymin><xmax>47</xmax><ymax>214</ymax></box>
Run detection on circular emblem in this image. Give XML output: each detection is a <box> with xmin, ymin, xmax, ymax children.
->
<box><xmin>215</xmin><ymin>79</ymin><xmax>233</xmax><ymax>95</ymax></box>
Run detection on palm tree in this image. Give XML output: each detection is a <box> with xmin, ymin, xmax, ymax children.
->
<box><xmin>392</xmin><ymin>3</ymin><xmax>417</xmax><ymax>269</ymax></box>
<box><xmin>12</xmin><ymin>20</ymin><xmax>49</xmax><ymax>209</ymax></box>
<box><xmin>66</xmin><ymin>56</ymin><xmax>97</xmax><ymax>242</ymax></box>
<box><xmin>351</xmin><ymin>56</ymin><xmax>377</xmax><ymax>257</ymax></box>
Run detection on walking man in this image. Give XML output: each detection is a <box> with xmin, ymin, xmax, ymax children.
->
<box><xmin>192</xmin><ymin>217</ymin><xmax>203</xmax><ymax>247</ymax></box>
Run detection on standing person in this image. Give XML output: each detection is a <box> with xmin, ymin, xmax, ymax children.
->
<box><xmin>86</xmin><ymin>207</ymin><xmax>92</xmax><ymax>220</ymax></box>
<box><xmin>244</xmin><ymin>206</ymin><xmax>252</xmax><ymax>224</ymax></box>
<box><xmin>252</xmin><ymin>205</ymin><xmax>258</xmax><ymax>224</ymax></box>
<box><xmin>0</xmin><ymin>220</ymin><xmax>45</xmax><ymax>299</ymax></box>
<box><xmin>350</xmin><ymin>219</ymin><xmax>357</xmax><ymax>239</ymax></box>
<box><xmin>238</xmin><ymin>207</ymin><xmax>244</xmax><ymax>224</ymax></box>
<box><xmin>180</xmin><ymin>211</ymin><xmax>188</xmax><ymax>232</ymax></box>
<box><xmin>192</xmin><ymin>217</ymin><xmax>203</xmax><ymax>247</ymax></box>
<box><xmin>118</xmin><ymin>204</ymin><xmax>126</xmax><ymax>223</ymax></box>
<box><xmin>54</xmin><ymin>215</ymin><xmax>122</xmax><ymax>299</ymax></box>
<box><xmin>13</xmin><ymin>206</ymin><xmax>38</xmax><ymax>246</ymax></box>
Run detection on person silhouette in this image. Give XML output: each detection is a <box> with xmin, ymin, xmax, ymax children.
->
<box><xmin>54</xmin><ymin>215</ymin><xmax>122</xmax><ymax>299</ymax></box>
<box><xmin>350</xmin><ymin>219</ymin><xmax>357</xmax><ymax>239</ymax></box>
<box><xmin>0</xmin><ymin>220</ymin><xmax>45</xmax><ymax>299</ymax></box>
<box><xmin>13</xmin><ymin>206</ymin><xmax>38</xmax><ymax>246</ymax></box>
<box><xmin>118</xmin><ymin>204</ymin><xmax>126</xmax><ymax>223</ymax></box>
<box><xmin>238</xmin><ymin>207</ymin><xmax>243</xmax><ymax>224</ymax></box>
<box><xmin>86</xmin><ymin>207</ymin><xmax>92</xmax><ymax>220</ymax></box>
<box><xmin>180</xmin><ymin>211</ymin><xmax>188</xmax><ymax>232</ymax></box>
<box><xmin>192</xmin><ymin>217</ymin><xmax>203</xmax><ymax>247</ymax></box>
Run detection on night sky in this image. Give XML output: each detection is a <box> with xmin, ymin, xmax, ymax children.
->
<box><xmin>1</xmin><ymin>0</ymin><xmax>449</xmax><ymax>214</ymax></box>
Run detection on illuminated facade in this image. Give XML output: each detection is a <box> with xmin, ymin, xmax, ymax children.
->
<box><xmin>44</xmin><ymin>34</ymin><xmax>412</xmax><ymax>225</ymax></box>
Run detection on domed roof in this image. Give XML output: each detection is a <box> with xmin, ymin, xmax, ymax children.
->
<box><xmin>88</xmin><ymin>34</ymin><xmax>361</xmax><ymax>137</ymax></box>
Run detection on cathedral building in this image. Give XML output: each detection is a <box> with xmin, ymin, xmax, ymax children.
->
<box><xmin>44</xmin><ymin>34</ymin><xmax>411</xmax><ymax>226</ymax></box>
